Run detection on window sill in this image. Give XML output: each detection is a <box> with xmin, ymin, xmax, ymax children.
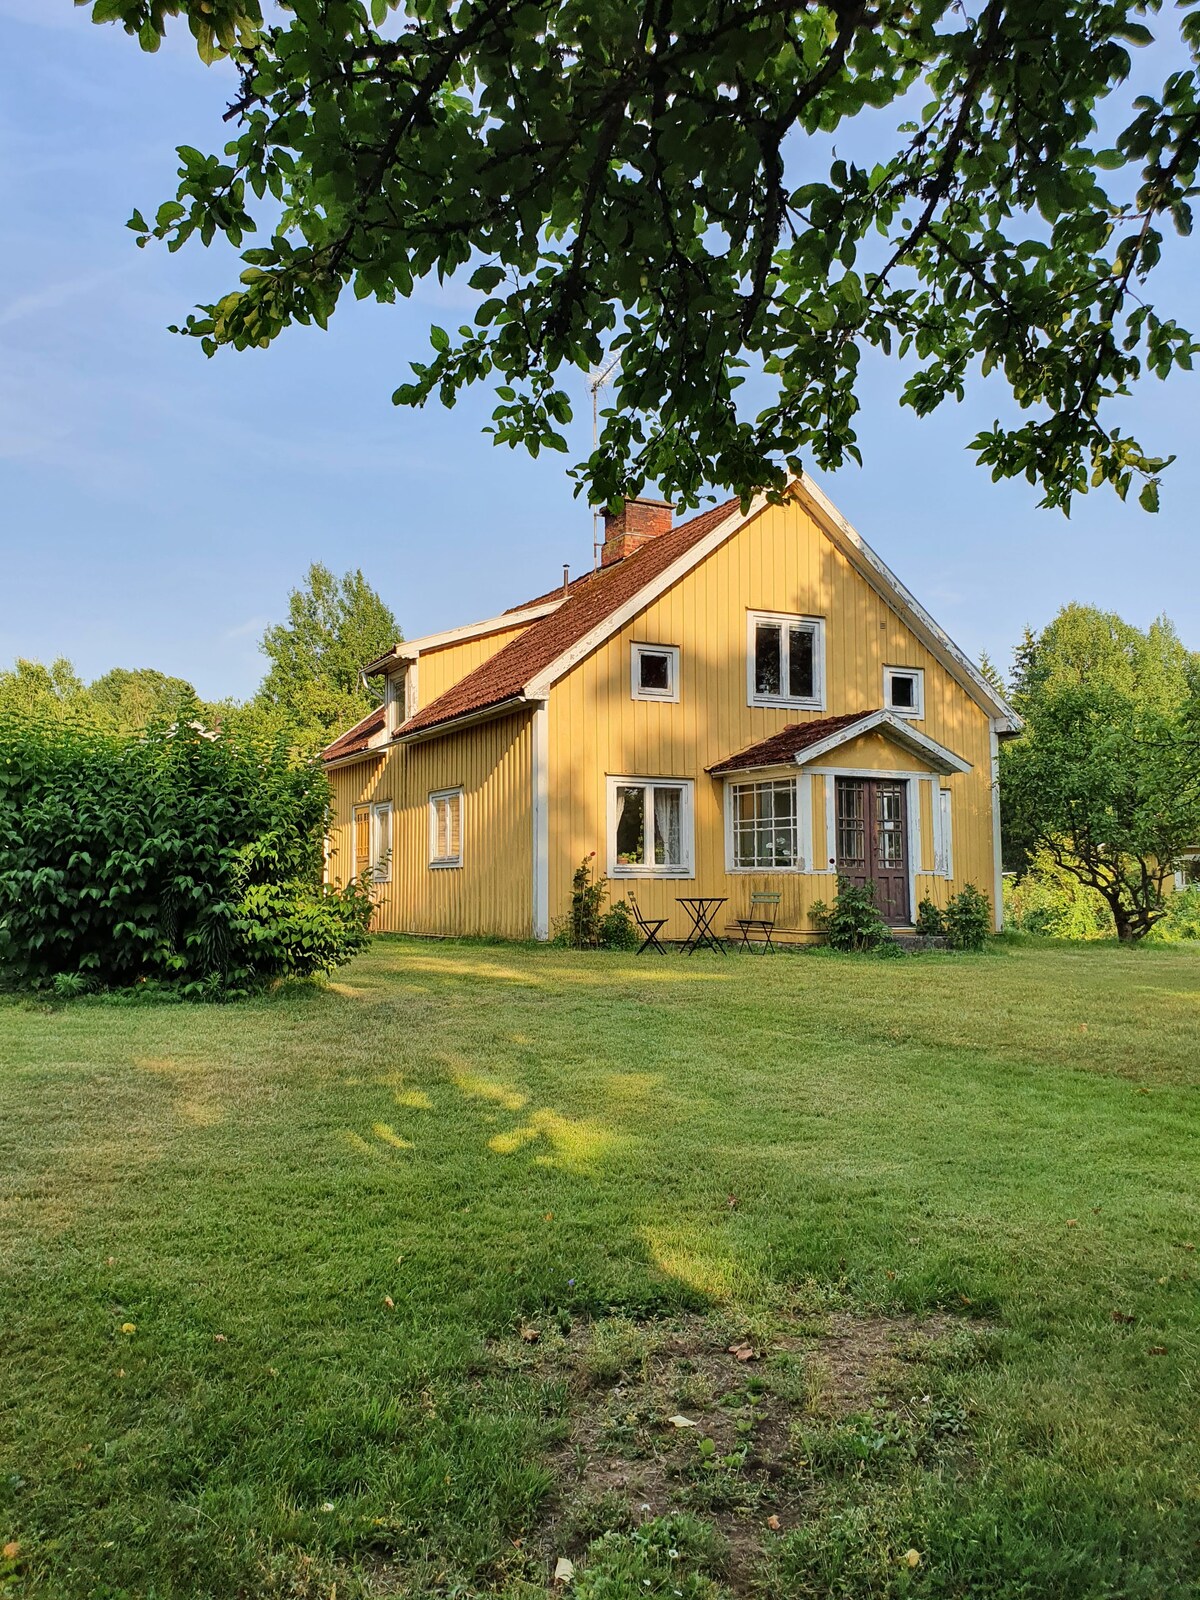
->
<box><xmin>749</xmin><ymin>696</ymin><xmax>825</xmax><ymax>711</ymax></box>
<box><xmin>609</xmin><ymin>866</ymin><xmax>694</xmax><ymax>879</ymax></box>
<box><xmin>429</xmin><ymin>859</ymin><xmax>462</xmax><ymax>870</ymax></box>
<box><xmin>727</xmin><ymin>864</ymin><xmax>808</xmax><ymax>874</ymax></box>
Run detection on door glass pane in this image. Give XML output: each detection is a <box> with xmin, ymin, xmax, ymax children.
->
<box><xmin>836</xmin><ymin>781</ymin><xmax>866</xmax><ymax>865</ymax></box>
<box><xmin>876</xmin><ymin>784</ymin><xmax>905</xmax><ymax>868</ymax></box>
<box><xmin>616</xmin><ymin>785</ymin><xmax>645</xmax><ymax>865</ymax></box>
<box><xmin>639</xmin><ymin>651</ymin><xmax>671</xmax><ymax>692</ymax></box>
<box><xmin>788</xmin><ymin>626</ymin><xmax>815</xmax><ymax>699</ymax></box>
<box><xmin>754</xmin><ymin>623</ymin><xmax>781</xmax><ymax>695</ymax></box>
<box><xmin>652</xmin><ymin>786</ymin><xmax>682</xmax><ymax>867</ymax></box>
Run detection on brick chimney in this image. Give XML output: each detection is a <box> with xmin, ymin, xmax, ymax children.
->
<box><xmin>601</xmin><ymin>497</ymin><xmax>673</xmax><ymax>567</ymax></box>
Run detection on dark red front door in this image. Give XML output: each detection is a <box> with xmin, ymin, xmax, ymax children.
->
<box><xmin>835</xmin><ymin>778</ymin><xmax>910</xmax><ymax>924</ymax></box>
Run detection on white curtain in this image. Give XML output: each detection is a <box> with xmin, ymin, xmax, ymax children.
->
<box><xmin>653</xmin><ymin>786</ymin><xmax>681</xmax><ymax>866</ymax></box>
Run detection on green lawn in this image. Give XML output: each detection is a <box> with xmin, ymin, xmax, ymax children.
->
<box><xmin>1</xmin><ymin>937</ymin><xmax>1198</xmax><ymax>1600</ymax></box>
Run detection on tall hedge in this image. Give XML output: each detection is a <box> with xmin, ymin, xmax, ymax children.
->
<box><xmin>0</xmin><ymin>715</ymin><xmax>373</xmax><ymax>997</ymax></box>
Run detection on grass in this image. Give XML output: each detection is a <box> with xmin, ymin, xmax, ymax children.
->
<box><xmin>0</xmin><ymin>935</ymin><xmax>1198</xmax><ymax>1599</ymax></box>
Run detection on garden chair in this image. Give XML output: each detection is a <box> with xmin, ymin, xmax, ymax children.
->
<box><xmin>733</xmin><ymin>891</ymin><xmax>782</xmax><ymax>952</ymax></box>
<box><xmin>627</xmin><ymin>891</ymin><xmax>669</xmax><ymax>955</ymax></box>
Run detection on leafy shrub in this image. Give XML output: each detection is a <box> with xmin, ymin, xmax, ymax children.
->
<box><xmin>1148</xmin><ymin>886</ymin><xmax>1200</xmax><ymax>943</ymax></box>
<box><xmin>1003</xmin><ymin>847</ymin><xmax>1114</xmax><ymax>939</ymax></box>
<box><xmin>554</xmin><ymin>857</ymin><xmax>639</xmax><ymax>950</ymax></box>
<box><xmin>915</xmin><ymin>897</ymin><xmax>947</xmax><ymax>937</ymax></box>
<box><xmin>810</xmin><ymin>878</ymin><xmax>895</xmax><ymax>952</ymax></box>
<box><xmin>598</xmin><ymin>900</ymin><xmax>640</xmax><ymax>951</ymax></box>
<box><xmin>944</xmin><ymin>884</ymin><xmax>993</xmax><ymax>951</ymax></box>
<box><xmin>0</xmin><ymin>714</ymin><xmax>373</xmax><ymax>997</ymax></box>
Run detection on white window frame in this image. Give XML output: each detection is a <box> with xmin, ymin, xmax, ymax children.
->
<box><xmin>606</xmin><ymin>776</ymin><xmax>694</xmax><ymax>879</ymax></box>
<box><xmin>883</xmin><ymin>665</ymin><xmax>925</xmax><ymax>719</ymax></box>
<box><xmin>630</xmin><ymin>642</ymin><xmax>681</xmax><ymax>703</ymax></box>
<box><xmin>371</xmin><ymin>800</ymin><xmax>393</xmax><ymax>882</ymax></box>
<box><xmin>428</xmin><ymin>787</ymin><xmax>464</xmax><ymax>869</ymax></box>
<box><xmin>384</xmin><ymin>673</ymin><xmax>403</xmax><ymax>735</ymax></box>
<box><xmin>723</xmin><ymin>775</ymin><xmax>811</xmax><ymax>873</ymax></box>
<box><xmin>747</xmin><ymin>611</ymin><xmax>825</xmax><ymax>710</ymax></box>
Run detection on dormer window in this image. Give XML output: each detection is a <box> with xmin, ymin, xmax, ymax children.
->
<box><xmin>747</xmin><ymin>612</ymin><xmax>824</xmax><ymax>709</ymax></box>
<box><xmin>884</xmin><ymin>666</ymin><xmax>924</xmax><ymax>719</ymax></box>
<box><xmin>631</xmin><ymin>643</ymin><xmax>680</xmax><ymax>702</ymax></box>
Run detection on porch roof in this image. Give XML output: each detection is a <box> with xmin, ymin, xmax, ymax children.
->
<box><xmin>707</xmin><ymin>710</ymin><xmax>971</xmax><ymax>777</ymax></box>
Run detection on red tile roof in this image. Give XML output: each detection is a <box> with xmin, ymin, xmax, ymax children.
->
<box><xmin>322</xmin><ymin>706</ymin><xmax>386</xmax><ymax>763</ymax></box>
<box><xmin>398</xmin><ymin>497</ymin><xmax>742</xmax><ymax>738</ymax></box>
<box><xmin>707</xmin><ymin>712</ymin><xmax>877</xmax><ymax>774</ymax></box>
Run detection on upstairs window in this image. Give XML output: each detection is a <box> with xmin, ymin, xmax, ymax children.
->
<box><xmin>631</xmin><ymin>642</ymin><xmax>680</xmax><ymax>702</ymax></box>
<box><xmin>608</xmin><ymin>777</ymin><xmax>693</xmax><ymax>877</ymax></box>
<box><xmin>429</xmin><ymin>788</ymin><xmax>463</xmax><ymax>868</ymax></box>
<box><xmin>884</xmin><ymin>665</ymin><xmax>924</xmax><ymax>718</ymax></box>
<box><xmin>748</xmin><ymin>612</ymin><xmax>824</xmax><ymax>708</ymax></box>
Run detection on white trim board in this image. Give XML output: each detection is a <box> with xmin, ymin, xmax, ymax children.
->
<box><xmin>789</xmin><ymin>711</ymin><xmax>971</xmax><ymax>776</ymax></box>
<box><xmin>532</xmin><ymin>704</ymin><xmax>550</xmax><ymax>940</ymax></box>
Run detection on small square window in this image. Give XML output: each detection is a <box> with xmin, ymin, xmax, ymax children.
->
<box><xmin>884</xmin><ymin>666</ymin><xmax>924</xmax><ymax>718</ymax></box>
<box><xmin>631</xmin><ymin>643</ymin><xmax>680</xmax><ymax>702</ymax></box>
<box><xmin>429</xmin><ymin>788</ymin><xmax>463</xmax><ymax>868</ymax></box>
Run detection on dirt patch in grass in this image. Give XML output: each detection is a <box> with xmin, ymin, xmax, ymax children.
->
<box><xmin>490</xmin><ymin>1307</ymin><xmax>979</xmax><ymax>1595</ymax></box>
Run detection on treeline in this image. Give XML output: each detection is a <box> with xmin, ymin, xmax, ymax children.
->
<box><xmin>0</xmin><ymin>563</ymin><xmax>399</xmax><ymax>753</ymax></box>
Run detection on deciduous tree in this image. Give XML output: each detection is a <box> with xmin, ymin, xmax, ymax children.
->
<box><xmin>252</xmin><ymin>562</ymin><xmax>400</xmax><ymax>747</ymax></box>
<box><xmin>86</xmin><ymin>0</ymin><xmax>1200</xmax><ymax>512</ymax></box>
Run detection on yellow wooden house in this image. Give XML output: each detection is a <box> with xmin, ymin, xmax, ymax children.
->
<box><xmin>321</xmin><ymin>475</ymin><xmax>1021</xmax><ymax>943</ymax></box>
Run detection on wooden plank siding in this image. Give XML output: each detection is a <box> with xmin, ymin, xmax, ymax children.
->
<box><xmin>415</xmin><ymin>622</ymin><xmax>535</xmax><ymax>707</ymax></box>
<box><xmin>325</xmin><ymin>712</ymin><xmax>534</xmax><ymax>939</ymax></box>
<box><xmin>546</xmin><ymin>496</ymin><xmax>996</xmax><ymax>942</ymax></box>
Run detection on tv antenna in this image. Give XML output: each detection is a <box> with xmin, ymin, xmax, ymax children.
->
<box><xmin>588</xmin><ymin>355</ymin><xmax>621</xmax><ymax>570</ymax></box>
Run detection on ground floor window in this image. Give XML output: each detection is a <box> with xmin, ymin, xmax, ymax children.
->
<box><xmin>429</xmin><ymin>788</ymin><xmax>463</xmax><ymax>868</ymax></box>
<box><xmin>608</xmin><ymin>777</ymin><xmax>694</xmax><ymax>877</ymax></box>
<box><xmin>730</xmin><ymin>779</ymin><xmax>799</xmax><ymax>869</ymax></box>
<box><xmin>353</xmin><ymin>801</ymin><xmax>393</xmax><ymax>881</ymax></box>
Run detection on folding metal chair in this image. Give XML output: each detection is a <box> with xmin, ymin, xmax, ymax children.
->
<box><xmin>733</xmin><ymin>891</ymin><xmax>782</xmax><ymax>952</ymax></box>
<box><xmin>627</xmin><ymin>891</ymin><xmax>669</xmax><ymax>954</ymax></box>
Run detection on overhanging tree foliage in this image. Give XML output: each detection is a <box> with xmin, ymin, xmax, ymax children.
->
<box><xmin>86</xmin><ymin>0</ymin><xmax>1199</xmax><ymax>511</ymax></box>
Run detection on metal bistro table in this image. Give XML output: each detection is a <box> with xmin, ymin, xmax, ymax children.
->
<box><xmin>676</xmin><ymin>896</ymin><xmax>728</xmax><ymax>955</ymax></box>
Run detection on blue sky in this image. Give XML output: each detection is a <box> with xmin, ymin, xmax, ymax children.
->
<box><xmin>1</xmin><ymin>1</ymin><xmax>1197</xmax><ymax>703</ymax></box>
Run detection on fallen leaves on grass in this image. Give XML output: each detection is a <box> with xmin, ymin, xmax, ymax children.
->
<box><xmin>3</xmin><ymin>1542</ymin><xmax>20</xmax><ymax>1561</ymax></box>
<box><xmin>727</xmin><ymin>1342</ymin><xmax>756</xmax><ymax>1362</ymax></box>
<box><xmin>520</xmin><ymin>1324</ymin><xmax>541</xmax><ymax>1344</ymax></box>
<box><xmin>553</xmin><ymin>1555</ymin><xmax>575</xmax><ymax>1583</ymax></box>
<box><xmin>1111</xmin><ymin>1311</ymin><xmax>1136</xmax><ymax>1325</ymax></box>
<box><xmin>119</xmin><ymin>1323</ymin><xmax>136</xmax><ymax>1335</ymax></box>
<box><xmin>1148</xmin><ymin>1345</ymin><xmax>1168</xmax><ymax>1356</ymax></box>
<box><xmin>766</xmin><ymin>1515</ymin><xmax>781</xmax><ymax>1531</ymax></box>
<box><xmin>904</xmin><ymin>1549</ymin><xmax>923</xmax><ymax>1568</ymax></box>
<box><xmin>668</xmin><ymin>1414</ymin><xmax>698</xmax><ymax>1429</ymax></box>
